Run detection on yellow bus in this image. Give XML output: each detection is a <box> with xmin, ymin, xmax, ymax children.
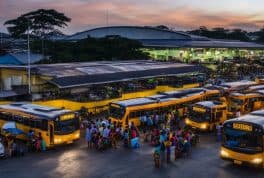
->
<box><xmin>219</xmin><ymin>80</ymin><xmax>258</xmax><ymax>92</ymax></box>
<box><xmin>246</xmin><ymin>85</ymin><xmax>264</xmax><ymax>92</ymax></box>
<box><xmin>227</xmin><ymin>91</ymin><xmax>264</xmax><ymax>117</ymax></box>
<box><xmin>0</xmin><ymin>103</ymin><xmax>80</xmax><ymax>147</ymax></box>
<box><xmin>220</xmin><ymin>113</ymin><xmax>264</xmax><ymax>168</ymax></box>
<box><xmin>109</xmin><ymin>88</ymin><xmax>221</xmax><ymax>128</ymax></box>
<box><xmin>185</xmin><ymin>101</ymin><xmax>227</xmax><ymax>131</ymax></box>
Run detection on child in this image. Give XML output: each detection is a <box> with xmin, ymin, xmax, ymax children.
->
<box><xmin>153</xmin><ymin>149</ymin><xmax>160</xmax><ymax>168</ymax></box>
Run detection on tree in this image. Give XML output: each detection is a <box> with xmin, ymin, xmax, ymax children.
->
<box><xmin>4</xmin><ymin>9</ymin><xmax>71</xmax><ymax>38</ymax></box>
<box><xmin>31</xmin><ymin>36</ymin><xmax>150</xmax><ymax>63</ymax></box>
<box><xmin>155</xmin><ymin>25</ymin><xmax>170</xmax><ymax>30</ymax></box>
<box><xmin>4</xmin><ymin>9</ymin><xmax>71</xmax><ymax>57</ymax></box>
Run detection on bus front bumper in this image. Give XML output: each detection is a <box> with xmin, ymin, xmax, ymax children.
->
<box><xmin>185</xmin><ymin>118</ymin><xmax>209</xmax><ymax>131</ymax></box>
<box><xmin>53</xmin><ymin>131</ymin><xmax>80</xmax><ymax>146</ymax></box>
<box><xmin>220</xmin><ymin>147</ymin><xmax>263</xmax><ymax>168</ymax></box>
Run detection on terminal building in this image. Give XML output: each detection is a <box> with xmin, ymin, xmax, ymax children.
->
<box><xmin>66</xmin><ymin>26</ymin><xmax>264</xmax><ymax>62</ymax></box>
<box><xmin>0</xmin><ymin>60</ymin><xmax>205</xmax><ymax>102</ymax></box>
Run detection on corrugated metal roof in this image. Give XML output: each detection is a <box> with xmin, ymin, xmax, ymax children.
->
<box><xmin>0</xmin><ymin>52</ymin><xmax>43</xmax><ymax>65</ymax></box>
<box><xmin>50</xmin><ymin>64</ymin><xmax>205</xmax><ymax>88</ymax></box>
<box><xmin>0</xmin><ymin>54</ymin><xmax>22</xmax><ymax>65</ymax></box>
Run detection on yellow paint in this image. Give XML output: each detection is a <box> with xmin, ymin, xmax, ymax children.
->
<box><xmin>193</xmin><ymin>107</ymin><xmax>206</xmax><ymax>112</ymax></box>
<box><xmin>220</xmin><ymin>146</ymin><xmax>264</xmax><ymax>168</ymax></box>
<box><xmin>233</xmin><ymin>123</ymin><xmax>252</xmax><ymax>132</ymax></box>
<box><xmin>0</xmin><ymin>111</ymin><xmax>80</xmax><ymax>148</ymax></box>
<box><xmin>228</xmin><ymin>93</ymin><xmax>264</xmax><ymax>115</ymax></box>
<box><xmin>34</xmin><ymin>83</ymin><xmax>200</xmax><ymax>112</ymax></box>
<box><xmin>186</xmin><ymin>102</ymin><xmax>227</xmax><ymax>131</ymax></box>
<box><xmin>111</xmin><ymin>89</ymin><xmax>210</xmax><ymax>128</ymax></box>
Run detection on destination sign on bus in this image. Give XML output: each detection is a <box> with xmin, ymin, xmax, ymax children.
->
<box><xmin>233</xmin><ymin>123</ymin><xmax>252</xmax><ymax>132</ymax></box>
<box><xmin>60</xmin><ymin>113</ymin><xmax>75</xmax><ymax>121</ymax></box>
<box><xmin>111</xmin><ymin>104</ymin><xmax>121</xmax><ymax>108</ymax></box>
<box><xmin>193</xmin><ymin>107</ymin><xmax>206</xmax><ymax>113</ymax></box>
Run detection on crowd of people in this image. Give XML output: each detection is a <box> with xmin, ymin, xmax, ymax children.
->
<box><xmin>0</xmin><ymin>136</ymin><xmax>24</xmax><ymax>158</ymax></box>
<box><xmin>0</xmin><ymin>130</ymin><xmax>46</xmax><ymax>158</ymax></box>
<box><xmin>27</xmin><ymin>130</ymin><xmax>46</xmax><ymax>152</ymax></box>
<box><xmin>139</xmin><ymin>110</ymin><xmax>199</xmax><ymax>168</ymax></box>
<box><xmin>81</xmin><ymin>109</ymin><xmax>200</xmax><ymax>169</ymax></box>
<box><xmin>151</xmin><ymin>127</ymin><xmax>199</xmax><ymax>168</ymax></box>
<box><xmin>83</xmin><ymin>118</ymin><xmax>140</xmax><ymax>151</ymax></box>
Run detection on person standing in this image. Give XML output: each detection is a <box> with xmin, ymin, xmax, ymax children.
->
<box><xmin>85</xmin><ymin>125</ymin><xmax>92</xmax><ymax>148</ymax></box>
<box><xmin>166</xmin><ymin>139</ymin><xmax>171</xmax><ymax>163</ymax></box>
<box><xmin>216</xmin><ymin>123</ymin><xmax>223</xmax><ymax>142</ymax></box>
<box><xmin>160</xmin><ymin>141</ymin><xmax>166</xmax><ymax>167</ymax></box>
<box><xmin>153</xmin><ymin>146</ymin><xmax>160</xmax><ymax>168</ymax></box>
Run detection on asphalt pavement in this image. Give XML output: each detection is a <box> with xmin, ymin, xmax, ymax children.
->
<box><xmin>0</xmin><ymin>133</ymin><xmax>263</xmax><ymax>178</ymax></box>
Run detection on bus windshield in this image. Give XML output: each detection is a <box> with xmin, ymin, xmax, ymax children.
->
<box><xmin>189</xmin><ymin>110</ymin><xmax>211</xmax><ymax>123</ymax></box>
<box><xmin>223</xmin><ymin>127</ymin><xmax>263</xmax><ymax>153</ymax></box>
<box><xmin>109</xmin><ymin>105</ymin><xmax>125</xmax><ymax>119</ymax></box>
<box><xmin>54</xmin><ymin>117</ymin><xmax>79</xmax><ymax>134</ymax></box>
<box><xmin>229</xmin><ymin>97</ymin><xmax>244</xmax><ymax>106</ymax></box>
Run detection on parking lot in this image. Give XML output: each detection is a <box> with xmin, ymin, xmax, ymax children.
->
<box><xmin>0</xmin><ymin>133</ymin><xmax>263</xmax><ymax>178</ymax></box>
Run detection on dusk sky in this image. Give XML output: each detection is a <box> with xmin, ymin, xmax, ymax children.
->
<box><xmin>1</xmin><ymin>0</ymin><xmax>264</xmax><ymax>34</ymax></box>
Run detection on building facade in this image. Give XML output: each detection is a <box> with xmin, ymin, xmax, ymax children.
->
<box><xmin>66</xmin><ymin>26</ymin><xmax>264</xmax><ymax>62</ymax></box>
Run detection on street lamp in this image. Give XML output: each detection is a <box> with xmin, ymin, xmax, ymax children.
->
<box><xmin>27</xmin><ymin>23</ymin><xmax>31</xmax><ymax>95</ymax></box>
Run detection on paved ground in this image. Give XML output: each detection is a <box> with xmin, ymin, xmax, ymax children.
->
<box><xmin>0</xmin><ymin>133</ymin><xmax>263</xmax><ymax>178</ymax></box>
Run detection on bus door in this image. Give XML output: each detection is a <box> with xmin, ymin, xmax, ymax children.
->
<box><xmin>48</xmin><ymin>121</ymin><xmax>54</xmax><ymax>145</ymax></box>
<box><xmin>212</xmin><ymin>109</ymin><xmax>223</xmax><ymax>129</ymax></box>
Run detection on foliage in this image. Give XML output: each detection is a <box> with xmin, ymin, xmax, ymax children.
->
<box><xmin>31</xmin><ymin>36</ymin><xmax>150</xmax><ymax>63</ymax></box>
<box><xmin>189</xmin><ymin>26</ymin><xmax>250</xmax><ymax>41</ymax></box>
<box><xmin>4</xmin><ymin>9</ymin><xmax>71</xmax><ymax>38</ymax></box>
<box><xmin>155</xmin><ymin>25</ymin><xmax>170</xmax><ymax>30</ymax></box>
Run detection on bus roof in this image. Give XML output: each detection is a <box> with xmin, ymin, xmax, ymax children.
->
<box><xmin>220</xmin><ymin>80</ymin><xmax>256</xmax><ymax>88</ymax></box>
<box><xmin>250</xmin><ymin>109</ymin><xmax>264</xmax><ymax>117</ymax></box>
<box><xmin>256</xmin><ymin>90</ymin><xmax>264</xmax><ymax>95</ymax></box>
<box><xmin>225</xmin><ymin>114</ymin><xmax>264</xmax><ymax>127</ymax></box>
<box><xmin>195</xmin><ymin>101</ymin><xmax>224</xmax><ymax>108</ymax></box>
<box><xmin>111</xmin><ymin>88</ymin><xmax>205</xmax><ymax>107</ymax></box>
<box><xmin>0</xmin><ymin>102</ymin><xmax>72</xmax><ymax>119</ymax></box>
<box><xmin>248</xmin><ymin>85</ymin><xmax>264</xmax><ymax>91</ymax></box>
<box><xmin>161</xmin><ymin>88</ymin><xmax>205</xmax><ymax>96</ymax></box>
<box><xmin>112</xmin><ymin>98</ymin><xmax>156</xmax><ymax>107</ymax></box>
<box><xmin>229</xmin><ymin>92</ymin><xmax>261</xmax><ymax>97</ymax></box>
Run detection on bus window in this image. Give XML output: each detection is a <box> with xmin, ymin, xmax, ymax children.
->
<box><xmin>229</xmin><ymin>97</ymin><xmax>244</xmax><ymax>106</ymax></box>
<box><xmin>29</xmin><ymin>120</ymin><xmax>36</xmax><ymax>128</ymax></box>
<box><xmin>223</xmin><ymin>127</ymin><xmax>263</xmax><ymax>153</ymax></box>
<box><xmin>129</xmin><ymin>111</ymin><xmax>140</xmax><ymax>118</ymax></box>
<box><xmin>109</xmin><ymin>105</ymin><xmax>125</xmax><ymax>119</ymax></box>
<box><xmin>23</xmin><ymin>118</ymin><xmax>29</xmax><ymax>126</ymax></box>
<box><xmin>189</xmin><ymin>109</ymin><xmax>211</xmax><ymax>122</ymax></box>
<box><xmin>41</xmin><ymin>120</ymin><xmax>48</xmax><ymax>131</ymax></box>
<box><xmin>54</xmin><ymin>117</ymin><xmax>79</xmax><ymax>134</ymax></box>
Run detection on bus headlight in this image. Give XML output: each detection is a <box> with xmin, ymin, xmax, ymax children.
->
<box><xmin>54</xmin><ymin>138</ymin><xmax>62</xmax><ymax>144</ymax></box>
<box><xmin>220</xmin><ymin>149</ymin><xmax>229</xmax><ymax>157</ymax></box>
<box><xmin>75</xmin><ymin>132</ymin><xmax>80</xmax><ymax>138</ymax></box>
<box><xmin>201</xmin><ymin>123</ymin><xmax>207</xmax><ymax>129</ymax></box>
<box><xmin>251</xmin><ymin>158</ymin><xmax>262</xmax><ymax>164</ymax></box>
<box><xmin>185</xmin><ymin>119</ymin><xmax>190</xmax><ymax>125</ymax></box>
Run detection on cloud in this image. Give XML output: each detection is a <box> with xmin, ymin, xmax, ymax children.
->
<box><xmin>0</xmin><ymin>0</ymin><xmax>263</xmax><ymax>34</ymax></box>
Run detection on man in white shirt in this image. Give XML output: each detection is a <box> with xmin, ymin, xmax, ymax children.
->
<box><xmin>103</xmin><ymin>126</ymin><xmax>110</xmax><ymax>138</ymax></box>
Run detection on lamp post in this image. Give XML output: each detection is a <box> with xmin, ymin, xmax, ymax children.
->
<box><xmin>27</xmin><ymin>23</ymin><xmax>31</xmax><ymax>95</ymax></box>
